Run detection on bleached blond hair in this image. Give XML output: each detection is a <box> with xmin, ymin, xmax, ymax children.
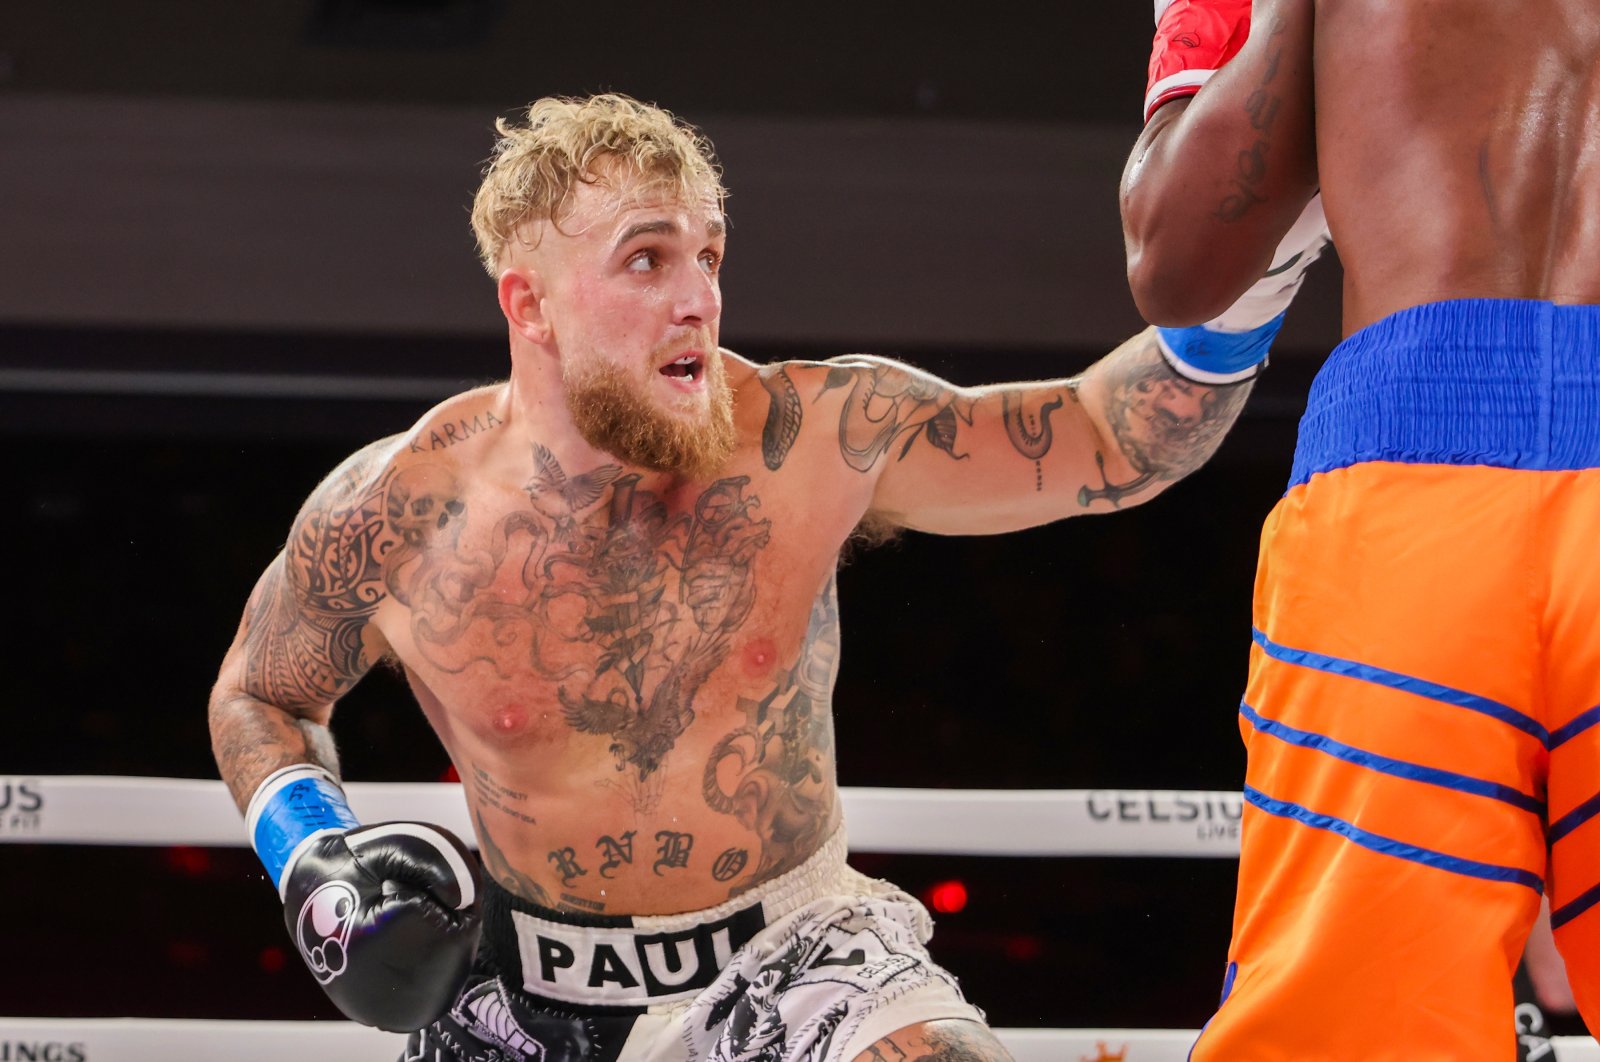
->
<box><xmin>469</xmin><ymin>94</ymin><xmax>726</xmax><ymax>276</ymax></box>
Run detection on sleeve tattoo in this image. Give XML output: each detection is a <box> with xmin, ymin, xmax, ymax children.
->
<box><xmin>1081</xmin><ymin>335</ymin><xmax>1252</xmax><ymax>507</ymax></box>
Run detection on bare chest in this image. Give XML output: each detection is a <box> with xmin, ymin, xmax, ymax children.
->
<box><xmin>372</xmin><ymin>460</ymin><xmax>847</xmax><ymax>757</ymax></box>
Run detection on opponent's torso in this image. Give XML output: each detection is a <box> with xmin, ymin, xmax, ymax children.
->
<box><xmin>1314</xmin><ymin>0</ymin><xmax>1600</xmax><ymax>333</ymax></box>
<box><xmin>365</xmin><ymin>372</ymin><xmax>871</xmax><ymax>915</ymax></box>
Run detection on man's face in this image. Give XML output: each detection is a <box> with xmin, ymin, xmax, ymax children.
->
<box><xmin>527</xmin><ymin>173</ymin><xmax>734</xmax><ymax>479</ymax></box>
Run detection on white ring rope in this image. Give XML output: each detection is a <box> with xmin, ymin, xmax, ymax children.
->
<box><xmin>0</xmin><ymin>1019</ymin><xmax>1592</xmax><ymax>1062</ymax></box>
<box><xmin>3</xmin><ymin>777</ymin><xmax>1591</xmax><ymax>1060</ymax></box>
<box><xmin>0</xmin><ymin>776</ymin><xmax>1244</xmax><ymax>857</ymax></box>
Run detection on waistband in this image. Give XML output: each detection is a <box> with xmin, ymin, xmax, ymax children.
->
<box><xmin>1289</xmin><ymin>299</ymin><xmax>1600</xmax><ymax>488</ymax></box>
<box><xmin>480</xmin><ymin>827</ymin><xmax>849</xmax><ymax>1010</ymax></box>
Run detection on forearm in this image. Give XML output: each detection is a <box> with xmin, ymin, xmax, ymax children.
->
<box><xmin>1072</xmin><ymin>327</ymin><xmax>1253</xmax><ymax>508</ymax></box>
<box><xmin>1123</xmin><ymin>0</ymin><xmax>1318</xmax><ymax>325</ymax></box>
<box><xmin>209</xmin><ymin>679</ymin><xmax>339</xmax><ymax>813</ymax></box>
<box><xmin>863</xmin><ymin>330</ymin><xmax>1251</xmax><ymax>534</ymax></box>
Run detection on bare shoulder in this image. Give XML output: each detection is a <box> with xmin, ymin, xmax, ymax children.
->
<box><xmin>393</xmin><ymin>381</ymin><xmax>511</xmax><ymax>461</ymax></box>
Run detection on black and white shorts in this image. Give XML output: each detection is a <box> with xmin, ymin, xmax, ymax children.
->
<box><xmin>403</xmin><ymin>829</ymin><xmax>986</xmax><ymax>1062</ymax></box>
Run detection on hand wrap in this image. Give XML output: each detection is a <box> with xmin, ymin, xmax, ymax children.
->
<box><xmin>246</xmin><ymin>765</ymin><xmax>483</xmax><ymax>1032</ymax></box>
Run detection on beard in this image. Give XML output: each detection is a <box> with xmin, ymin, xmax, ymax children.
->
<box><xmin>563</xmin><ymin>349</ymin><xmax>736</xmax><ymax>480</ymax></box>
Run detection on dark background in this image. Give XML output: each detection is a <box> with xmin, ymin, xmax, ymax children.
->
<box><xmin>0</xmin><ymin>0</ymin><xmax>1532</xmax><ymax>1040</ymax></box>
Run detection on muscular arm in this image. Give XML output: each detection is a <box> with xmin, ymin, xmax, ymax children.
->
<box><xmin>785</xmin><ymin>327</ymin><xmax>1250</xmax><ymax>536</ymax></box>
<box><xmin>208</xmin><ymin>441</ymin><xmax>399</xmax><ymax>811</ymax></box>
<box><xmin>1122</xmin><ymin>0</ymin><xmax>1318</xmax><ymax>325</ymax></box>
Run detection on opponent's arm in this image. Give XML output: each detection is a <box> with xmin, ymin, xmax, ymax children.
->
<box><xmin>784</xmin><ymin>327</ymin><xmax>1251</xmax><ymax>536</ymax></box>
<box><xmin>207</xmin><ymin>438</ymin><xmax>480</xmax><ymax>1033</ymax></box>
<box><xmin>1122</xmin><ymin>0</ymin><xmax>1319</xmax><ymax>326</ymax></box>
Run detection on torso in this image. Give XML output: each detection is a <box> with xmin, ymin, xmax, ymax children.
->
<box><xmin>358</xmin><ymin>358</ymin><xmax>871</xmax><ymax>914</ymax></box>
<box><xmin>1314</xmin><ymin>0</ymin><xmax>1600</xmax><ymax>333</ymax></box>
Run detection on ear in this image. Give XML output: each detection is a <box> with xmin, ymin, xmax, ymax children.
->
<box><xmin>497</xmin><ymin>267</ymin><xmax>551</xmax><ymax>344</ymax></box>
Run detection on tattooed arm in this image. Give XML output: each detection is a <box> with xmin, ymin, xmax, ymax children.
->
<box><xmin>208</xmin><ymin>439</ymin><xmax>400</xmax><ymax>811</ymax></box>
<box><xmin>784</xmin><ymin>329</ymin><xmax>1249</xmax><ymax>535</ymax></box>
<box><xmin>1121</xmin><ymin>0</ymin><xmax>1317</xmax><ymax>326</ymax></box>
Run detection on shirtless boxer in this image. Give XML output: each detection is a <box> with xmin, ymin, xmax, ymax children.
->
<box><xmin>1123</xmin><ymin>1</ymin><xmax>1600</xmax><ymax>1056</ymax></box>
<box><xmin>207</xmin><ymin>93</ymin><xmax>1313</xmax><ymax>1062</ymax></box>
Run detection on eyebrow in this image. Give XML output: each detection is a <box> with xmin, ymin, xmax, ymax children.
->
<box><xmin>613</xmin><ymin>217</ymin><xmax>727</xmax><ymax>252</ymax></box>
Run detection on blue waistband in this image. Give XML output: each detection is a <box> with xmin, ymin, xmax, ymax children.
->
<box><xmin>1288</xmin><ymin>299</ymin><xmax>1600</xmax><ymax>487</ymax></box>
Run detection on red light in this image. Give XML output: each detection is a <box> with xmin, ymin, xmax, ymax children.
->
<box><xmin>163</xmin><ymin>846</ymin><xmax>211</xmax><ymax>876</ymax></box>
<box><xmin>439</xmin><ymin>764</ymin><xmax>461</xmax><ymax>783</ymax></box>
<box><xmin>927</xmin><ymin>879</ymin><xmax>968</xmax><ymax>914</ymax></box>
<box><xmin>258</xmin><ymin>945</ymin><xmax>288</xmax><ymax>973</ymax></box>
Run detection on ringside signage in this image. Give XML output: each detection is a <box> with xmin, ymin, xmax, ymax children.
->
<box><xmin>1083</xmin><ymin>789</ymin><xmax>1244</xmax><ymax>853</ymax></box>
<box><xmin>0</xmin><ymin>1042</ymin><xmax>87</xmax><ymax>1061</ymax></box>
<box><xmin>0</xmin><ymin>778</ymin><xmax>44</xmax><ymax>838</ymax></box>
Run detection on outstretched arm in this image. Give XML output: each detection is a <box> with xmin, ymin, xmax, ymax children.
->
<box><xmin>784</xmin><ymin>326</ymin><xmax>1251</xmax><ymax>536</ymax></box>
<box><xmin>1123</xmin><ymin>0</ymin><xmax>1319</xmax><ymax>326</ymax></box>
<box><xmin>208</xmin><ymin>440</ymin><xmax>398</xmax><ymax>811</ymax></box>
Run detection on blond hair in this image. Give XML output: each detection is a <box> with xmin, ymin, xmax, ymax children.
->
<box><xmin>469</xmin><ymin>94</ymin><xmax>725</xmax><ymax>277</ymax></box>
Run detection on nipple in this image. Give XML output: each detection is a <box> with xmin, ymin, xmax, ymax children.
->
<box><xmin>492</xmin><ymin>705</ymin><xmax>528</xmax><ymax>734</ymax></box>
<box><xmin>742</xmin><ymin>638</ymin><xmax>777</xmax><ymax>677</ymax></box>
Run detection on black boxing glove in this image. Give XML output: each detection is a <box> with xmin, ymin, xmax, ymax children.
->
<box><xmin>245</xmin><ymin>765</ymin><xmax>482</xmax><ymax>1032</ymax></box>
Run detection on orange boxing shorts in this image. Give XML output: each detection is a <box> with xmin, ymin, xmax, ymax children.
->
<box><xmin>1192</xmin><ymin>299</ymin><xmax>1600</xmax><ymax>1059</ymax></box>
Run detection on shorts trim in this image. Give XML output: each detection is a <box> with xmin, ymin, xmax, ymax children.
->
<box><xmin>1252</xmin><ymin>628</ymin><xmax>1549</xmax><ymax>745</ymax></box>
<box><xmin>1552</xmin><ymin>882</ymin><xmax>1600</xmax><ymax>929</ymax></box>
<box><xmin>1243</xmin><ymin>786</ymin><xmax>1545</xmax><ymax>891</ymax></box>
<box><xmin>1552</xmin><ymin>703</ymin><xmax>1600</xmax><ymax>748</ymax></box>
<box><xmin>1239</xmin><ymin>701</ymin><xmax>1543</xmax><ymax>813</ymax></box>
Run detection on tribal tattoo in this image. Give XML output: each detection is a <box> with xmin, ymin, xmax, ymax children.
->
<box><xmin>238</xmin><ymin>445</ymin><xmax>395</xmax><ymax>711</ymax></box>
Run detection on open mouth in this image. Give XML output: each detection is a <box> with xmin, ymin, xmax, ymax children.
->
<box><xmin>659</xmin><ymin>351</ymin><xmax>704</xmax><ymax>383</ymax></box>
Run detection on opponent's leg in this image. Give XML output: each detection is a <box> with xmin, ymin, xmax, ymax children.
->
<box><xmin>1194</xmin><ymin>462</ymin><xmax>1548</xmax><ymax>1060</ymax></box>
<box><xmin>1540</xmin><ymin>467</ymin><xmax>1600</xmax><ymax>1026</ymax></box>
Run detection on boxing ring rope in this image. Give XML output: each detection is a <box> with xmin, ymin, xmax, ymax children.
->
<box><xmin>2</xmin><ymin>775</ymin><xmax>1594</xmax><ymax>1061</ymax></box>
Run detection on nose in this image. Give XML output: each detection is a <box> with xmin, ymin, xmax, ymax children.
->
<box><xmin>673</xmin><ymin>262</ymin><xmax>721</xmax><ymax>328</ymax></box>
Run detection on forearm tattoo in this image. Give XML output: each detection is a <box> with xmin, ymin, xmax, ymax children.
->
<box><xmin>859</xmin><ymin>1022</ymin><xmax>1004</xmax><ymax>1061</ymax></box>
<box><xmin>1216</xmin><ymin>14</ymin><xmax>1290</xmax><ymax>222</ymax></box>
<box><xmin>1082</xmin><ymin>335</ymin><xmax>1251</xmax><ymax>508</ymax></box>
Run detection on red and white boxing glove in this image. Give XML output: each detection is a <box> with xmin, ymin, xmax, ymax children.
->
<box><xmin>1140</xmin><ymin>0</ymin><xmax>1330</xmax><ymax>383</ymax></box>
<box><xmin>1144</xmin><ymin>0</ymin><xmax>1253</xmax><ymax>122</ymax></box>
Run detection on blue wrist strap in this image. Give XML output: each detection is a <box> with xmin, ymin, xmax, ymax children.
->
<box><xmin>1156</xmin><ymin>311</ymin><xmax>1286</xmax><ymax>381</ymax></box>
<box><xmin>246</xmin><ymin>766</ymin><xmax>360</xmax><ymax>891</ymax></box>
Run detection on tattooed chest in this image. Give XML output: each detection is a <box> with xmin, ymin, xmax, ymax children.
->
<box><xmin>378</xmin><ymin>451</ymin><xmax>817</xmax><ymax>764</ymax></box>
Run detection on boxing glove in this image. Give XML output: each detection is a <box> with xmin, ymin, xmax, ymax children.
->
<box><xmin>1145</xmin><ymin>0</ymin><xmax>1253</xmax><ymax>122</ymax></box>
<box><xmin>1143</xmin><ymin>0</ymin><xmax>1331</xmax><ymax>382</ymax></box>
<box><xmin>246</xmin><ymin>764</ymin><xmax>482</xmax><ymax>1032</ymax></box>
<box><xmin>1155</xmin><ymin>195</ymin><xmax>1331</xmax><ymax>383</ymax></box>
